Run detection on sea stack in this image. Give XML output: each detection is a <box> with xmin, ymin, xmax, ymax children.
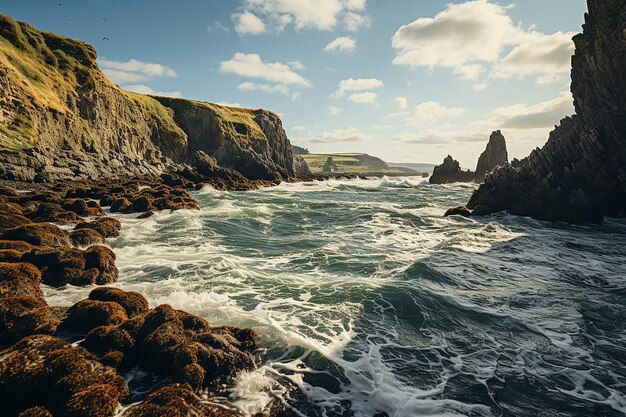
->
<box><xmin>466</xmin><ymin>0</ymin><xmax>626</xmax><ymax>223</ymax></box>
<box><xmin>323</xmin><ymin>156</ymin><xmax>338</xmax><ymax>173</ymax></box>
<box><xmin>474</xmin><ymin>130</ymin><xmax>508</xmax><ymax>182</ymax></box>
<box><xmin>429</xmin><ymin>155</ymin><xmax>474</xmax><ymax>184</ymax></box>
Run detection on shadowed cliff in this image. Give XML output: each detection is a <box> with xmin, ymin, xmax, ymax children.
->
<box><xmin>467</xmin><ymin>0</ymin><xmax>626</xmax><ymax>223</ymax></box>
<box><xmin>0</xmin><ymin>13</ymin><xmax>307</xmax><ymax>182</ymax></box>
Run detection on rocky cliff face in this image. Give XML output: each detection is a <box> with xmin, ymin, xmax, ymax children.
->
<box><xmin>474</xmin><ymin>130</ymin><xmax>508</xmax><ymax>182</ymax></box>
<box><xmin>0</xmin><ymin>14</ymin><xmax>306</xmax><ymax>182</ymax></box>
<box><xmin>467</xmin><ymin>0</ymin><xmax>625</xmax><ymax>223</ymax></box>
<box><xmin>429</xmin><ymin>155</ymin><xmax>474</xmax><ymax>184</ymax></box>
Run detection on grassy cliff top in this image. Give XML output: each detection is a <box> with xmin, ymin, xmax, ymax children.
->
<box><xmin>301</xmin><ymin>153</ymin><xmax>399</xmax><ymax>174</ymax></box>
<box><xmin>0</xmin><ymin>12</ymin><xmax>276</xmax><ymax>152</ymax></box>
<box><xmin>154</xmin><ymin>97</ymin><xmax>270</xmax><ymax>145</ymax></box>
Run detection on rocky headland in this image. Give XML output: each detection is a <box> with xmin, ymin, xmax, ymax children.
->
<box><xmin>463</xmin><ymin>0</ymin><xmax>625</xmax><ymax>223</ymax></box>
<box><xmin>429</xmin><ymin>131</ymin><xmax>509</xmax><ymax>185</ymax></box>
<box><xmin>0</xmin><ymin>12</ymin><xmax>314</xmax><ymax>417</ymax></box>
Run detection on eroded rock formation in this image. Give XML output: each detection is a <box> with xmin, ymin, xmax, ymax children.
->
<box><xmin>467</xmin><ymin>0</ymin><xmax>626</xmax><ymax>223</ymax></box>
<box><xmin>429</xmin><ymin>155</ymin><xmax>474</xmax><ymax>184</ymax></box>
<box><xmin>474</xmin><ymin>130</ymin><xmax>508</xmax><ymax>182</ymax></box>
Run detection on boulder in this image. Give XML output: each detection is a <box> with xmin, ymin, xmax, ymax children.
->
<box><xmin>444</xmin><ymin>206</ymin><xmax>472</xmax><ymax>218</ymax></box>
<box><xmin>429</xmin><ymin>156</ymin><xmax>474</xmax><ymax>184</ymax></box>
<box><xmin>122</xmin><ymin>383</ymin><xmax>239</xmax><ymax>417</ymax></box>
<box><xmin>60</xmin><ymin>299</ymin><xmax>129</xmax><ymax>334</ymax></box>
<box><xmin>0</xmin><ymin>335</ymin><xmax>128</xmax><ymax>417</ymax></box>
<box><xmin>70</xmin><ymin>228</ymin><xmax>107</xmax><ymax>247</ymax></box>
<box><xmin>75</xmin><ymin>217</ymin><xmax>122</xmax><ymax>238</ymax></box>
<box><xmin>0</xmin><ymin>262</ymin><xmax>43</xmax><ymax>298</ymax></box>
<box><xmin>89</xmin><ymin>287</ymin><xmax>149</xmax><ymax>318</ymax></box>
<box><xmin>0</xmin><ymin>223</ymin><xmax>70</xmax><ymax>247</ymax></box>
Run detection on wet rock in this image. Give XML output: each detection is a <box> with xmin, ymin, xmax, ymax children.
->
<box><xmin>0</xmin><ymin>262</ymin><xmax>43</xmax><ymax>298</ymax></box>
<box><xmin>62</xmin><ymin>198</ymin><xmax>104</xmax><ymax>217</ymax></box>
<box><xmin>5</xmin><ymin>305</ymin><xmax>66</xmax><ymax>346</ymax></box>
<box><xmin>122</xmin><ymin>383</ymin><xmax>238</xmax><ymax>417</ymax></box>
<box><xmin>430</xmin><ymin>156</ymin><xmax>475</xmax><ymax>184</ymax></box>
<box><xmin>474</xmin><ymin>130</ymin><xmax>508</xmax><ymax>182</ymax></box>
<box><xmin>0</xmin><ymin>223</ymin><xmax>70</xmax><ymax>247</ymax></box>
<box><xmin>18</xmin><ymin>406</ymin><xmax>54</xmax><ymax>417</ymax></box>
<box><xmin>467</xmin><ymin>0</ymin><xmax>626</xmax><ymax>223</ymax></box>
<box><xmin>82</xmin><ymin>304</ymin><xmax>258</xmax><ymax>389</ymax></box>
<box><xmin>0</xmin><ymin>335</ymin><xmax>128</xmax><ymax>417</ymax></box>
<box><xmin>27</xmin><ymin>202</ymin><xmax>81</xmax><ymax>224</ymax></box>
<box><xmin>22</xmin><ymin>245</ymin><xmax>118</xmax><ymax>287</ymax></box>
<box><xmin>60</xmin><ymin>299</ymin><xmax>129</xmax><ymax>334</ymax></box>
<box><xmin>0</xmin><ymin>212</ymin><xmax>32</xmax><ymax>231</ymax></box>
<box><xmin>0</xmin><ymin>295</ymin><xmax>47</xmax><ymax>344</ymax></box>
<box><xmin>110</xmin><ymin>197</ymin><xmax>132</xmax><ymax>213</ymax></box>
<box><xmin>444</xmin><ymin>206</ymin><xmax>472</xmax><ymax>218</ymax></box>
<box><xmin>131</xmin><ymin>196</ymin><xmax>156</xmax><ymax>213</ymax></box>
<box><xmin>89</xmin><ymin>287</ymin><xmax>149</xmax><ymax>318</ymax></box>
<box><xmin>137</xmin><ymin>211</ymin><xmax>154</xmax><ymax>219</ymax></box>
<box><xmin>75</xmin><ymin>217</ymin><xmax>122</xmax><ymax>238</ymax></box>
<box><xmin>0</xmin><ymin>240</ymin><xmax>35</xmax><ymax>252</ymax></box>
<box><xmin>70</xmin><ymin>228</ymin><xmax>107</xmax><ymax>247</ymax></box>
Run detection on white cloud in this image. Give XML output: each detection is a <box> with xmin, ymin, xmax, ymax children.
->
<box><xmin>219</xmin><ymin>52</ymin><xmax>311</xmax><ymax>87</ymax></box>
<box><xmin>308</xmin><ymin>127</ymin><xmax>370</xmax><ymax>143</ymax></box>
<box><xmin>348</xmin><ymin>91</ymin><xmax>378</xmax><ymax>104</ymax></box>
<box><xmin>344</xmin><ymin>0</ymin><xmax>366</xmax><ymax>11</ymax></box>
<box><xmin>386</xmin><ymin>101</ymin><xmax>464</xmax><ymax>126</ymax></box>
<box><xmin>327</xmin><ymin>106</ymin><xmax>343</xmax><ymax>115</ymax></box>
<box><xmin>232</xmin><ymin>11</ymin><xmax>267</xmax><ymax>35</ymax></box>
<box><xmin>344</xmin><ymin>12</ymin><xmax>371</xmax><ymax>31</ymax></box>
<box><xmin>394</xmin><ymin>96</ymin><xmax>408</xmax><ymax>110</ymax></box>
<box><xmin>237</xmin><ymin>81</ymin><xmax>290</xmax><ymax>95</ymax></box>
<box><xmin>288</xmin><ymin>60</ymin><xmax>306</xmax><ymax>70</ymax></box>
<box><xmin>332</xmin><ymin>77</ymin><xmax>383</xmax><ymax>98</ymax></box>
<box><xmin>98</xmin><ymin>58</ymin><xmax>177</xmax><ymax>84</ymax></box>
<box><xmin>391</xmin><ymin>0</ymin><xmax>574</xmax><ymax>85</ymax></box>
<box><xmin>396</xmin><ymin>91</ymin><xmax>573</xmax><ymax>148</ymax></box>
<box><xmin>122</xmin><ymin>84</ymin><xmax>182</xmax><ymax>98</ymax></box>
<box><xmin>490</xmin><ymin>31</ymin><xmax>575</xmax><ymax>84</ymax></box>
<box><xmin>241</xmin><ymin>0</ymin><xmax>370</xmax><ymax>32</ymax></box>
<box><xmin>324</xmin><ymin>36</ymin><xmax>357</xmax><ymax>54</ymax></box>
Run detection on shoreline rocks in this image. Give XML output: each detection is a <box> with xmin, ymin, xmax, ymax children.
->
<box><xmin>465</xmin><ymin>0</ymin><xmax>626</xmax><ymax>224</ymax></box>
<box><xmin>429</xmin><ymin>155</ymin><xmax>474</xmax><ymax>184</ymax></box>
<box><xmin>474</xmin><ymin>130</ymin><xmax>508</xmax><ymax>182</ymax></box>
<box><xmin>0</xmin><ymin>175</ymin><xmax>279</xmax><ymax>417</ymax></box>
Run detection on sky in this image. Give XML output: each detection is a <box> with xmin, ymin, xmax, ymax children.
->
<box><xmin>1</xmin><ymin>0</ymin><xmax>587</xmax><ymax>167</ymax></box>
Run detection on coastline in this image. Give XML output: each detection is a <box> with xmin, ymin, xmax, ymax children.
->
<box><xmin>0</xmin><ymin>172</ymin><xmax>300</xmax><ymax>416</ymax></box>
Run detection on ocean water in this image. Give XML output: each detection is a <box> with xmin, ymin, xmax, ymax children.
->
<box><xmin>44</xmin><ymin>177</ymin><xmax>626</xmax><ymax>417</ymax></box>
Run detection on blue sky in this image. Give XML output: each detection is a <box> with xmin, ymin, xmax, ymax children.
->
<box><xmin>1</xmin><ymin>0</ymin><xmax>587</xmax><ymax>166</ymax></box>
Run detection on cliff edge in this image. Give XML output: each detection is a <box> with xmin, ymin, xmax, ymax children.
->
<box><xmin>0</xmin><ymin>13</ymin><xmax>307</xmax><ymax>182</ymax></box>
<box><xmin>467</xmin><ymin>0</ymin><xmax>626</xmax><ymax>223</ymax></box>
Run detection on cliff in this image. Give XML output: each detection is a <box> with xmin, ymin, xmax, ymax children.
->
<box><xmin>474</xmin><ymin>130</ymin><xmax>508</xmax><ymax>182</ymax></box>
<box><xmin>467</xmin><ymin>0</ymin><xmax>626</xmax><ymax>223</ymax></box>
<box><xmin>0</xmin><ymin>13</ymin><xmax>306</xmax><ymax>182</ymax></box>
<box><xmin>429</xmin><ymin>155</ymin><xmax>474</xmax><ymax>184</ymax></box>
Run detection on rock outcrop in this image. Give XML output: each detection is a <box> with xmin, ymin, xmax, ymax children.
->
<box><xmin>0</xmin><ymin>13</ymin><xmax>305</xmax><ymax>183</ymax></box>
<box><xmin>322</xmin><ymin>156</ymin><xmax>338</xmax><ymax>173</ymax></box>
<box><xmin>429</xmin><ymin>155</ymin><xmax>474</xmax><ymax>184</ymax></box>
<box><xmin>474</xmin><ymin>130</ymin><xmax>508</xmax><ymax>182</ymax></box>
<box><xmin>467</xmin><ymin>0</ymin><xmax>626</xmax><ymax>223</ymax></box>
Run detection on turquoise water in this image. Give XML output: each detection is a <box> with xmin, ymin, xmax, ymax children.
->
<box><xmin>45</xmin><ymin>177</ymin><xmax>626</xmax><ymax>416</ymax></box>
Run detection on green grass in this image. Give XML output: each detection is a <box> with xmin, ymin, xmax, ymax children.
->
<box><xmin>0</xmin><ymin>114</ymin><xmax>34</xmax><ymax>150</ymax></box>
<box><xmin>301</xmin><ymin>153</ymin><xmax>402</xmax><ymax>174</ymax></box>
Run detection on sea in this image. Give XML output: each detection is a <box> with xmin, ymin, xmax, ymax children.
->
<box><xmin>44</xmin><ymin>176</ymin><xmax>626</xmax><ymax>417</ymax></box>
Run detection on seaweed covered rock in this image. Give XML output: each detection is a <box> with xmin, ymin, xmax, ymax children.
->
<box><xmin>60</xmin><ymin>299</ymin><xmax>129</xmax><ymax>334</ymax></box>
<box><xmin>0</xmin><ymin>262</ymin><xmax>43</xmax><ymax>298</ymax></box>
<box><xmin>0</xmin><ymin>335</ymin><xmax>128</xmax><ymax>417</ymax></box>
<box><xmin>70</xmin><ymin>228</ymin><xmax>107</xmax><ymax>247</ymax></box>
<box><xmin>82</xmin><ymin>303</ymin><xmax>258</xmax><ymax>389</ymax></box>
<box><xmin>74</xmin><ymin>217</ymin><xmax>122</xmax><ymax>238</ymax></box>
<box><xmin>89</xmin><ymin>287</ymin><xmax>149</xmax><ymax>318</ymax></box>
<box><xmin>122</xmin><ymin>383</ymin><xmax>239</xmax><ymax>417</ymax></box>
<box><xmin>0</xmin><ymin>223</ymin><xmax>69</xmax><ymax>247</ymax></box>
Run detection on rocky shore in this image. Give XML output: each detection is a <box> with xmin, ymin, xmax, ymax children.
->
<box><xmin>0</xmin><ymin>168</ymin><xmax>302</xmax><ymax>417</ymax></box>
<box><xmin>464</xmin><ymin>0</ymin><xmax>626</xmax><ymax>223</ymax></box>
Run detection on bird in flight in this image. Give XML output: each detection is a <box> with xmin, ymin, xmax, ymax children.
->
<box><xmin>103</xmin><ymin>17</ymin><xmax>108</xmax><ymax>21</ymax></box>
<box><xmin>102</xmin><ymin>37</ymin><xmax>111</xmax><ymax>41</ymax></box>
